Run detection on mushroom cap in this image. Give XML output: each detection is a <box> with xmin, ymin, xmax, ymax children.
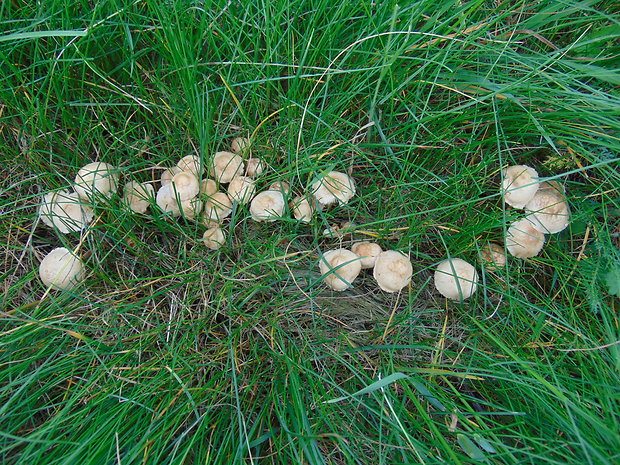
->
<box><xmin>170</xmin><ymin>171</ymin><xmax>199</xmax><ymax>201</ymax></box>
<box><xmin>506</xmin><ymin>218</ymin><xmax>546</xmax><ymax>258</ymax></box>
<box><xmin>539</xmin><ymin>180</ymin><xmax>565</xmax><ymax>194</ymax></box>
<box><xmin>245</xmin><ymin>158</ymin><xmax>264</xmax><ymax>177</ymax></box>
<box><xmin>231</xmin><ymin>137</ymin><xmax>250</xmax><ymax>154</ymax></box>
<box><xmin>269</xmin><ymin>181</ymin><xmax>290</xmax><ymax>195</ymax></box>
<box><xmin>210</xmin><ymin>151</ymin><xmax>245</xmax><ymax>184</ymax></box>
<box><xmin>176</xmin><ymin>155</ymin><xmax>203</xmax><ymax>178</ymax></box>
<box><xmin>352</xmin><ymin>241</ymin><xmax>383</xmax><ymax>269</ymax></box>
<box><xmin>290</xmin><ymin>196</ymin><xmax>315</xmax><ymax>223</ymax></box>
<box><xmin>203</xmin><ymin>192</ymin><xmax>233</xmax><ymax>223</ymax></box>
<box><xmin>203</xmin><ymin>226</ymin><xmax>226</xmax><ymax>250</ymax></box>
<box><xmin>373</xmin><ymin>250</ymin><xmax>413</xmax><ymax>293</ymax></box>
<box><xmin>312</xmin><ymin>171</ymin><xmax>355</xmax><ymax>206</ymax></box>
<box><xmin>74</xmin><ymin>162</ymin><xmax>119</xmax><ymax>200</ymax></box>
<box><xmin>227</xmin><ymin>176</ymin><xmax>256</xmax><ymax>204</ymax></box>
<box><xmin>39</xmin><ymin>247</ymin><xmax>84</xmax><ymax>290</ymax></box>
<box><xmin>434</xmin><ymin>258</ymin><xmax>478</xmax><ymax>300</ymax></box>
<box><xmin>122</xmin><ymin>181</ymin><xmax>155</xmax><ymax>214</ymax></box>
<box><xmin>479</xmin><ymin>242</ymin><xmax>506</xmax><ymax>271</ymax></box>
<box><xmin>156</xmin><ymin>184</ymin><xmax>181</xmax><ymax>216</ymax></box>
<box><xmin>200</xmin><ymin>179</ymin><xmax>218</xmax><ymax>196</ymax></box>
<box><xmin>39</xmin><ymin>190</ymin><xmax>94</xmax><ymax>234</ymax></box>
<box><xmin>249</xmin><ymin>190</ymin><xmax>285</xmax><ymax>222</ymax></box>
<box><xmin>502</xmin><ymin>165</ymin><xmax>539</xmax><ymax>209</ymax></box>
<box><xmin>319</xmin><ymin>248</ymin><xmax>362</xmax><ymax>291</ymax></box>
<box><xmin>161</xmin><ymin>166</ymin><xmax>182</xmax><ymax>186</ymax></box>
<box><xmin>525</xmin><ymin>189</ymin><xmax>570</xmax><ymax>234</ymax></box>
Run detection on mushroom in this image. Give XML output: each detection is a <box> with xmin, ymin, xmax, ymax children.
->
<box><xmin>351</xmin><ymin>242</ymin><xmax>383</xmax><ymax>269</ymax></box>
<box><xmin>231</xmin><ymin>137</ymin><xmax>250</xmax><ymax>154</ymax></box>
<box><xmin>502</xmin><ymin>165</ymin><xmax>539</xmax><ymax>209</ymax></box>
<box><xmin>227</xmin><ymin>176</ymin><xmax>256</xmax><ymax>204</ymax></box>
<box><xmin>161</xmin><ymin>166</ymin><xmax>181</xmax><ymax>186</ymax></box>
<box><xmin>434</xmin><ymin>258</ymin><xmax>478</xmax><ymax>300</ymax></box>
<box><xmin>525</xmin><ymin>189</ymin><xmax>570</xmax><ymax>234</ymax></box>
<box><xmin>290</xmin><ymin>196</ymin><xmax>315</xmax><ymax>223</ymax></box>
<box><xmin>176</xmin><ymin>155</ymin><xmax>203</xmax><ymax>178</ymax></box>
<box><xmin>269</xmin><ymin>181</ymin><xmax>290</xmax><ymax>195</ymax></box>
<box><xmin>249</xmin><ymin>190</ymin><xmax>285</xmax><ymax>222</ymax></box>
<box><xmin>203</xmin><ymin>226</ymin><xmax>226</xmax><ymax>250</ymax></box>
<box><xmin>373</xmin><ymin>250</ymin><xmax>413</xmax><ymax>293</ymax></box>
<box><xmin>203</xmin><ymin>192</ymin><xmax>233</xmax><ymax>223</ymax></box>
<box><xmin>39</xmin><ymin>190</ymin><xmax>94</xmax><ymax>234</ymax></box>
<box><xmin>210</xmin><ymin>151</ymin><xmax>244</xmax><ymax>184</ymax></box>
<box><xmin>156</xmin><ymin>184</ymin><xmax>203</xmax><ymax>218</ymax></box>
<box><xmin>39</xmin><ymin>247</ymin><xmax>84</xmax><ymax>290</ymax></box>
<box><xmin>169</xmin><ymin>171</ymin><xmax>199</xmax><ymax>201</ymax></box>
<box><xmin>312</xmin><ymin>171</ymin><xmax>355</xmax><ymax>207</ymax></box>
<box><xmin>478</xmin><ymin>242</ymin><xmax>506</xmax><ymax>271</ymax></box>
<box><xmin>74</xmin><ymin>162</ymin><xmax>119</xmax><ymax>200</ymax></box>
<box><xmin>319</xmin><ymin>248</ymin><xmax>362</xmax><ymax>291</ymax></box>
<box><xmin>539</xmin><ymin>180</ymin><xmax>565</xmax><ymax>194</ymax></box>
<box><xmin>505</xmin><ymin>218</ymin><xmax>545</xmax><ymax>258</ymax></box>
<box><xmin>245</xmin><ymin>158</ymin><xmax>264</xmax><ymax>177</ymax></box>
<box><xmin>200</xmin><ymin>179</ymin><xmax>218</xmax><ymax>196</ymax></box>
<box><xmin>122</xmin><ymin>181</ymin><xmax>155</xmax><ymax>214</ymax></box>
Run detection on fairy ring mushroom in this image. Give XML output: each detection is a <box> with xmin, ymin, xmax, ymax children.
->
<box><xmin>39</xmin><ymin>247</ymin><xmax>84</xmax><ymax>290</ymax></box>
<box><xmin>502</xmin><ymin>165</ymin><xmax>539</xmax><ymax>209</ymax></box>
<box><xmin>312</xmin><ymin>171</ymin><xmax>355</xmax><ymax>207</ymax></box>
<box><xmin>74</xmin><ymin>162</ymin><xmax>119</xmax><ymax>200</ymax></box>
<box><xmin>434</xmin><ymin>258</ymin><xmax>478</xmax><ymax>300</ymax></box>
<box><xmin>373</xmin><ymin>250</ymin><xmax>413</xmax><ymax>293</ymax></box>
<box><xmin>319</xmin><ymin>248</ymin><xmax>362</xmax><ymax>291</ymax></box>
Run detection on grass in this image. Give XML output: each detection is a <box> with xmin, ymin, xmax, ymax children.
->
<box><xmin>1</xmin><ymin>0</ymin><xmax>619</xmax><ymax>464</ymax></box>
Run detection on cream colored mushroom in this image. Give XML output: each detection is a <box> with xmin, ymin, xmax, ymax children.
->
<box><xmin>122</xmin><ymin>181</ymin><xmax>155</xmax><ymax>214</ymax></box>
<box><xmin>434</xmin><ymin>258</ymin><xmax>478</xmax><ymax>300</ymax></box>
<box><xmin>502</xmin><ymin>165</ymin><xmax>539</xmax><ymax>209</ymax></box>
<box><xmin>319</xmin><ymin>248</ymin><xmax>362</xmax><ymax>291</ymax></box>
<box><xmin>74</xmin><ymin>162</ymin><xmax>119</xmax><ymax>200</ymax></box>
<box><xmin>203</xmin><ymin>227</ymin><xmax>226</xmax><ymax>250</ymax></box>
<box><xmin>525</xmin><ymin>189</ymin><xmax>570</xmax><ymax>234</ymax></box>
<box><xmin>290</xmin><ymin>196</ymin><xmax>315</xmax><ymax>223</ymax></box>
<box><xmin>176</xmin><ymin>155</ymin><xmax>203</xmax><ymax>178</ymax></box>
<box><xmin>200</xmin><ymin>179</ymin><xmax>218</xmax><ymax>196</ymax></box>
<box><xmin>312</xmin><ymin>171</ymin><xmax>355</xmax><ymax>206</ymax></box>
<box><xmin>169</xmin><ymin>171</ymin><xmax>199</xmax><ymax>201</ymax></box>
<box><xmin>539</xmin><ymin>180</ymin><xmax>565</xmax><ymax>194</ymax></box>
<box><xmin>156</xmin><ymin>184</ymin><xmax>181</xmax><ymax>216</ymax></box>
<box><xmin>231</xmin><ymin>137</ymin><xmax>250</xmax><ymax>154</ymax></box>
<box><xmin>203</xmin><ymin>192</ymin><xmax>233</xmax><ymax>223</ymax></box>
<box><xmin>352</xmin><ymin>242</ymin><xmax>383</xmax><ymax>269</ymax></box>
<box><xmin>210</xmin><ymin>151</ymin><xmax>245</xmax><ymax>184</ymax></box>
<box><xmin>39</xmin><ymin>190</ymin><xmax>94</xmax><ymax>234</ymax></box>
<box><xmin>227</xmin><ymin>176</ymin><xmax>256</xmax><ymax>204</ymax></box>
<box><xmin>506</xmin><ymin>218</ymin><xmax>546</xmax><ymax>258</ymax></box>
<box><xmin>245</xmin><ymin>158</ymin><xmax>264</xmax><ymax>177</ymax></box>
<box><xmin>269</xmin><ymin>181</ymin><xmax>290</xmax><ymax>195</ymax></box>
<box><xmin>479</xmin><ymin>242</ymin><xmax>506</xmax><ymax>271</ymax></box>
<box><xmin>373</xmin><ymin>250</ymin><xmax>413</xmax><ymax>293</ymax></box>
<box><xmin>39</xmin><ymin>247</ymin><xmax>84</xmax><ymax>290</ymax></box>
<box><xmin>161</xmin><ymin>166</ymin><xmax>181</xmax><ymax>186</ymax></box>
<box><xmin>249</xmin><ymin>190</ymin><xmax>285</xmax><ymax>222</ymax></box>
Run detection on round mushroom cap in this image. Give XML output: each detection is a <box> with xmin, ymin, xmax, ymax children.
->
<box><xmin>161</xmin><ymin>166</ymin><xmax>182</xmax><ymax>186</ymax></box>
<box><xmin>156</xmin><ymin>184</ymin><xmax>181</xmax><ymax>216</ymax></box>
<box><xmin>210</xmin><ymin>151</ymin><xmax>245</xmax><ymax>184</ymax></box>
<box><xmin>319</xmin><ymin>248</ymin><xmax>362</xmax><ymax>292</ymax></box>
<box><xmin>245</xmin><ymin>158</ymin><xmax>264</xmax><ymax>177</ymax></box>
<box><xmin>434</xmin><ymin>258</ymin><xmax>478</xmax><ymax>300</ymax></box>
<box><xmin>203</xmin><ymin>192</ymin><xmax>233</xmax><ymax>223</ymax></box>
<box><xmin>200</xmin><ymin>179</ymin><xmax>218</xmax><ymax>196</ymax></box>
<box><xmin>290</xmin><ymin>196</ymin><xmax>315</xmax><ymax>223</ymax></box>
<box><xmin>539</xmin><ymin>180</ymin><xmax>565</xmax><ymax>194</ymax></box>
<box><xmin>506</xmin><ymin>218</ymin><xmax>546</xmax><ymax>258</ymax></box>
<box><xmin>122</xmin><ymin>181</ymin><xmax>155</xmax><ymax>214</ymax></box>
<box><xmin>249</xmin><ymin>190</ymin><xmax>285</xmax><ymax>222</ymax></box>
<box><xmin>39</xmin><ymin>247</ymin><xmax>84</xmax><ymax>290</ymax></box>
<box><xmin>351</xmin><ymin>242</ymin><xmax>383</xmax><ymax>269</ymax></box>
<box><xmin>176</xmin><ymin>155</ymin><xmax>203</xmax><ymax>178</ymax></box>
<box><xmin>502</xmin><ymin>165</ymin><xmax>539</xmax><ymax>209</ymax></box>
<box><xmin>203</xmin><ymin>226</ymin><xmax>226</xmax><ymax>250</ymax></box>
<box><xmin>312</xmin><ymin>171</ymin><xmax>355</xmax><ymax>207</ymax></box>
<box><xmin>227</xmin><ymin>176</ymin><xmax>256</xmax><ymax>204</ymax></box>
<box><xmin>525</xmin><ymin>189</ymin><xmax>570</xmax><ymax>234</ymax></box>
<box><xmin>39</xmin><ymin>190</ymin><xmax>94</xmax><ymax>234</ymax></box>
<box><xmin>74</xmin><ymin>162</ymin><xmax>119</xmax><ymax>200</ymax></box>
<box><xmin>479</xmin><ymin>242</ymin><xmax>506</xmax><ymax>271</ymax></box>
<box><xmin>269</xmin><ymin>181</ymin><xmax>290</xmax><ymax>195</ymax></box>
<box><xmin>231</xmin><ymin>137</ymin><xmax>250</xmax><ymax>154</ymax></box>
<box><xmin>373</xmin><ymin>250</ymin><xmax>413</xmax><ymax>293</ymax></box>
<box><xmin>170</xmin><ymin>171</ymin><xmax>200</xmax><ymax>201</ymax></box>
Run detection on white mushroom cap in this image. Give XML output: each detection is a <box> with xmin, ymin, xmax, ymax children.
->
<box><xmin>203</xmin><ymin>192</ymin><xmax>233</xmax><ymax>223</ymax></box>
<box><xmin>39</xmin><ymin>190</ymin><xmax>94</xmax><ymax>234</ymax></box>
<box><xmin>506</xmin><ymin>218</ymin><xmax>546</xmax><ymax>258</ymax></box>
<box><xmin>434</xmin><ymin>258</ymin><xmax>478</xmax><ymax>300</ymax></box>
<box><xmin>319</xmin><ymin>248</ymin><xmax>362</xmax><ymax>291</ymax></box>
<box><xmin>351</xmin><ymin>242</ymin><xmax>383</xmax><ymax>269</ymax></box>
<box><xmin>231</xmin><ymin>137</ymin><xmax>250</xmax><ymax>154</ymax></box>
<box><xmin>161</xmin><ymin>166</ymin><xmax>181</xmax><ymax>186</ymax></box>
<box><xmin>269</xmin><ymin>181</ymin><xmax>290</xmax><ymax>195</ymax></box>
<box><xmin>227</xmin><ymin>176</ymin><xmax>256</xmax><ymax>204</ymax></box>
<box><xmin>373</xmin><ymin>250</ymin><xmax>413</xmax><ymax>293</ymax></box>
<box><xmin>249</xmin><ymin>190</ymin><xmax>285</xmax><ymax>222</ymax></box>
<box><xmin>290</xmin><ymin>196</ymin><xmax>315</xmax><ymax>223</ymax></box>
<box><xmin>203</xmin><ymin>226</ymin><xmax>226</xmax><ymax>250</ymax></box>
<box><xmin>210</xmin><ymin>151</ymin><xmax>245</xmax><ymax>184</ymax></box>
<box><xmin>156</xmin><ymin>184</ymin><xmax>203</xmax><ymax>218</ymax></box>
<box><xmin>245</xmin><ymin>158</ymin><xmax>264</xmax><ymax>177</ymax></box>
<box><xmin>539</xmin><ymin>180</ymin><xmax>565</xmax><ymax>194</ymax></box>
<box><xmin>479</xmin><ymin>242</ymin><xmax>506</xmax><ymax>271</ymax></box>
<box><xmin>525</xmin><ymin>189</ymin><xmax>570</xmax><ymax>234</ymax></box>
<box><xmin>170</xmin><ymin>171</ymin><xmax>199</xmax><ymax>201</ymax></box>
<box><xmin>176</xmin><ymin>155</ymin><xmax>203</xmax><ymax>178</ymax></box>
<box><xmin>39</xmin><ymin>247</ymin><xmax>84</xmax><ymax>290</ymax></box>
<box><xmin>122</xmin><ymin>181</ymin><xmax>154</xmax><ymax>214</ymax></box>
<box><xmin>502</xmin><ymin>165</ymin><xmax>539</xmax><ymax>209</ymax></box>
<box><xmin>74</xmin><ymin>162</ymin><xmax>119</xmax><ymax>200</ymax></box>
<box><xmin>200</xmin><ymin>179</ymin><xmax>218</xmax><ymax>196</ymax></box>
<box><xmin>312</xmin><ymin>171</ymin><xmax>355</xmax><ymax>206</ymax></box>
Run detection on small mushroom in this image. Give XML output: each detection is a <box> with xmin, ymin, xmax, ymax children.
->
<box><xmin>373</xmin><ymin>250</ymin><xmax>413</xmax><ymax>293</ymax></box>
<box><xmin>176</xmin><ymin>155</ymin><xmax>203</xmax><ymax>178</ymax></box>
<box><xmin>525</xmin><ymin>189</ymin><xmax>570</xmax><ymax>234</ymax></box>
<box><xmin>203</xmin><ymin>227</ymin><xmax>226</xmax><ymax>250</ymax></box>
<box><xmin>249</xmin><ymin>190</ymin><xmax>285</xmax><ymax>222</ymax></box>
<box><xmin>505</xmin><ymin>218</ymin><xmax>545</xmax><ymax>258</ymax></box>
<box><xmin>170</xmin><ymin>171</ymin><xmax>199</xmax><ymax>201</ymax></box>
<box><xmin>312</xmin><ymin>171</ymin><xmax>355</xmax><ymax>207</ymax></box>
<box><xmin>502</xmin><ymin>165</ymin><xmax>539</xmax><ymax>209</ymax></box>
<box><xmin>39</xmin><ymin>190</ymin><xmax>94</xmax><ymax>234</ymax></box>
<box><xmin>161</xmin><ymin>166</ymin><xmax>181</xmax><ymax>186</ymax></box>
<box><xmin>351</xmin><ymin>242</ymin><xmax>383</xmax><ymax>269</ymax></box>
<box><xmin>290</xmin><ymin>196</ymin><xmax>315</xmax><ymax>223</ymax></box>
<box><xmin>122</xmin><ymin>181</ymin><xmax>155</xmax><ymax>214</ymax></box>
<box><xmin>539</xmin><ymin>180</ymin><xmax>565</xmax><ymax>194</ymax></box>
<box><xmin>231</xmin><ymin>137</ymin><xmax>250</xmax><ymax>154</ymax></box>
<box><xmin>479</xmin><ymin>242</ymin><xmax>506</xmax><ymax>271</ymax></box>
<box><xmin>200</xmin><ymin>179</ymin><xmax>218</xmax><ymax>196</ymax></box>
<box><xmin>39</xmin><ymin>247</ymin><xmax>84</xmax><ymax>290</ymax></box>
<box><xmin>319</xmin><ymin>248</ymin><xmax>362</xmax><ymax>291</ymax></box>
<box><xmin>210</xmin><ymin>151</ymin><xmax>245</xmax><ymax>184</ymax></box>
<box><xmin>227</xmin><ymin>176</ymin><xmax>256</xmax><ymax>204</ymax></box>
<box><xmin>245</xmin><ymin>158</ymin><xmax>264</xmax><ymax>177</ymax></box>
<box><xmin>269</xmin><ymin>181</ymin><xmax>290</xmax><ymax>195</ymax></box>
<box><xmin>434</xmin><ymin>258</ymin><xmax>478</xmax><ymax>300</ymax></box>
<box><xmin>203</xmin><ymin>192</ymin><xmax>233</xmax><ymax>223</ymax></box>
<box><xmin>74</xmin><ymin>162</ymin><xmax>119</xmax><ymax>200</ymax></box>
